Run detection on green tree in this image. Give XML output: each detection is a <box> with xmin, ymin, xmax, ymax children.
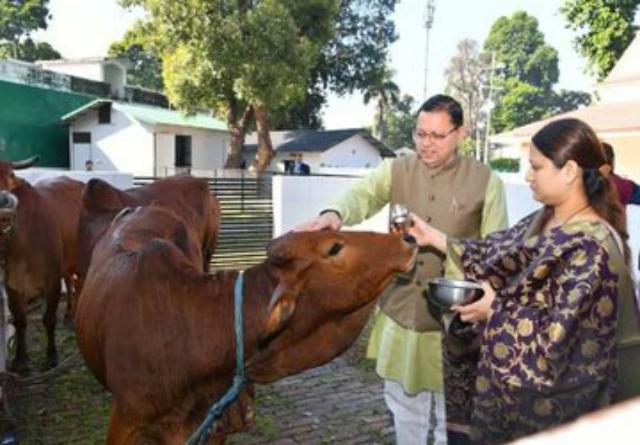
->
<box><xmin>108</xmin><ymin>21</ymin><xmax>163</xmax><ymax>91</ymax></box>
<box><xmin>561</xmin><ymin>0</ymin><xmax>640</xmax><ymax>80</ymax></box>
<box><xmin>444</xmin><ymin>39</ymin><xmax>488</xmax><ymax>156</ymax></box>
<box><xmin>0</xmin><ymin>0</ymin><xmax>54</xmax><ymax>60</ymax></box>
<box><xmin>122</xmin><ymin>0</ymin><xmax>339</xmax><ymax>170</ymax></box>
<box><xmin>271</xmin><ymin>0</ymin><xmax>399</xmax><ymax>129</ymax></box>
<box><xmin>0</xmin><ymin>0</ymin><xmax>50</xmax><ymax>46</ymax></box>
<box><xmin>483</xmin><ymin>11</ymin><xmax>590</xmax><ymax>133</ymax></box>
<box><xmin>381</xmin><ymin>94</ymin><xmax>415</xmax><ymax>150</ymax></box>
<box><xmin>364</xmin><ymin>66</ymin><xmax>400</xmax><ymax>142</ymax></box>
<box><xmin>0</xmin><ymin>37</ymin><xmax>60</xmax><ymax>61</ymax></box>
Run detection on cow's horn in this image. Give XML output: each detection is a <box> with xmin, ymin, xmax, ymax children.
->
<box><xmin>11</xmin><ymin>155</ymin><xmax>40</xmax><ymax>170</ymax></box>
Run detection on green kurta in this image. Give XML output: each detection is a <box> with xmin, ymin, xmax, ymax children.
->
<box><xmin>329</xmin><ymin>155</ymin><xmax>508</xmax><ymax>394</ymax></box>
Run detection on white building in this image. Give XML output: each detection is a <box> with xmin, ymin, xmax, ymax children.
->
<box><xmin>491</xmin><ymin>32</ymin><xmax>640</xmax><ymax>180</ymax></box>
<box><xmin>62</xmin><ymin>99</ymin><xmax>229</xmax><ymax>177</ymax></box>
<box><xmin>244</xmin><ymin>129</ymin><xmax>395</xmax><ymax>173</ymax></box>
<box><xmin>36</xmin><ymin>57</ymin><xmax>128</xmax><ymax>99</ymax></box>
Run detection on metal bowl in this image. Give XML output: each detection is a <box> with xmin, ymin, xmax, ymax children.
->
<box><xmin>423</xmin><ymin>277</ymin><xmax>484</xmax><ymax>321</ymax></box>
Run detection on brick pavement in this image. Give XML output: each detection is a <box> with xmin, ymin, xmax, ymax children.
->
<box><xmin>229</xmin><ymin>358</ymin><xmax>395</xmax><ymax>444</ymax></box>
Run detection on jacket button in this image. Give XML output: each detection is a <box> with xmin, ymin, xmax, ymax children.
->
<box><xmin>428</xmin><ymin>194</ymin><xmax>435</xmax><ymax>201</ymax></box>
<box><xmin>425</xmin><ymin>216</ymin><xmax>432</xmax><ymax>223</ymax></box>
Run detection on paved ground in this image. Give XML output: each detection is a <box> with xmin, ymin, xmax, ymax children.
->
<box><xmin>231</xmin><ymin>358</ymin><xmax>395</xmax><ymax>444</ymax></box>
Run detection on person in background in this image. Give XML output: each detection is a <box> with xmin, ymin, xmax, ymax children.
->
<box><xmin>407</xmin><ymin>118</ymin><xmax>640</xmax><ymax>444</ymax></box>
<box><xmin>85</xmin><ymin>159</ymin><xmax>94</xmax><ymax>171</ymax></box>
<box><xmin>292</xmin><ymin>154</ymin><xmax>310</xmax><ymax>175</ymax></box>
<box><xmin>601</xmin><ymin>142</ymin><xmax>640</xmax><ymax>207</ymax></box>
<box><xmin>295</xmin><ymin>94</ymin><xmax>507</xmax><ymax>445</ymax></box>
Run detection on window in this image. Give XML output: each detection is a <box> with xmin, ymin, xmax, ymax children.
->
<box><xmin>72</xmin><ymin>132</ymin><xmax>91</xmax><ymax>143</ymax></box>
<box><xmin>98</xmin><ymin>103</ymin><xmax>111</xmax><ymax>124</ymax></box>
<box><xmin>175</xmin><ymin>135</ymin><xmax>192</xmax><ymax>167</ymax></box>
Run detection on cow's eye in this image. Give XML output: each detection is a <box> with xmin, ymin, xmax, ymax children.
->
<box><xmin>327</xmin><ymin>242</ymin><xmax>343</xmax><ymax>256</ymax></box>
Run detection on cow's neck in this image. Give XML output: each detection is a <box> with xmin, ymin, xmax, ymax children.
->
<box><xmin>235</xmin><ymin>263</ymin><xmax>380</xmax><ymax>383</ymax></box>
<box><xmin>234</xmin><ymin>262</ymin><xmax>279</xmax><ymax>360</ymax></box>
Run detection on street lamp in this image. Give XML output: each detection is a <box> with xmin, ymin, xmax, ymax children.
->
<box><xmin>482</xmin><ymin>99</ymin><xmax>495</xmax><ymax>164</ymax></box>
<box><xmin>479</xmin><ymin>52</ymin><xmax>503</xmax><ymax>164</ymax></box>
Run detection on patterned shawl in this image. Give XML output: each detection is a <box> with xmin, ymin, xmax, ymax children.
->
<box><xmin>443</xmin><ymin>210</ymin><xmax>623</xmax><ymax>444</ymax></box>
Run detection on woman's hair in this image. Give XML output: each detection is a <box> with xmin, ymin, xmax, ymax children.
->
<box><xmin>531</xmin><ymin>118</ymin><xmax>629</xmax><ymax>261</ymax></box>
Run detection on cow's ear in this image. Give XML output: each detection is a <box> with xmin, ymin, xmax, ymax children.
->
<box><xmin>261</xmin><ymin>281</ymin><xmax>302</xmax><ymax>339</ymax></box>
<box><xmin>83</xmin><ymin>179</ymin><xmax>124</xmax><ymax>213</ymax></box>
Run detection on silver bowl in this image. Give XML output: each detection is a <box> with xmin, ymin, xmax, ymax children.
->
<box><xmin>424</xmin><ymin>278</ymin><xmax>484</xmax><ymax>321</ymax></box>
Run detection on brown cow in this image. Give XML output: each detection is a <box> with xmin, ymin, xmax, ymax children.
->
<box><xmin>75</xmin><ymin>204</ymin><xmax>416</xmax><ymax>444</ymax></box>
<box><xmin>0</xmin><ymin>156</ymin><xmax>84</xmax><ymax>373</ymax></box>
<box><xmin>75</xmin><ymin>176</ymin><xmax>220</xmax><ymax>296</ymax></box>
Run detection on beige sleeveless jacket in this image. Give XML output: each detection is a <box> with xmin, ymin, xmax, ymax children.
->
<box><xmin>379</xmin><ymin>153</ymin><xmax>491</xmax><ymax>331</ymax></box>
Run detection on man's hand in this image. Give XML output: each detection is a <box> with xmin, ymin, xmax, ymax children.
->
<box><xmin>294</xmin><ymin>211</ymin><xmax>342</xmax><ymax>232</ymax></box>
<box><xmin>406</xmin><ymin>212</ymin><xmax>447</xmax><ymax>252</ymax></box>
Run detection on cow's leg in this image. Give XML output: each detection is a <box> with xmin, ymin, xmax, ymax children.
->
<box><xmin>107</xmin><ymin>403</ymin><xmax>137</xmax><ymax>445</ymax></box>
<box><xmin>42</xmin><ymin>280</ymin><xmax>62</xmax><ymax>369</ymax></box>
<box><xmin>63</xmin><ymin>274</ymin><xmax>76</xmax><ymax>327</ymax></box>
<box><xmin>7</xmin><ymin>288</ymin><xmax>29</xmax><ymax>374</ymax></box>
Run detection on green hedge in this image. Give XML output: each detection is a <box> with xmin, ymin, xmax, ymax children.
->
<box><xmin>490</xmin><ymin>157</ymin><xmax>520</xmax><ymax>172</ymax></box>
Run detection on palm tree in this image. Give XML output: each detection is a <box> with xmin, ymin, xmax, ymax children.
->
<box><xmin>363</xmin><ymin>66</ymin><xmax>400</xmax><ymax>143</ymax></box>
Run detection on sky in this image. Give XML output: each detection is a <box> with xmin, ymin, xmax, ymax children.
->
<box><xmin>33</xmin><ymin>0</ymin><xmax>603</xmax><ymax>130</ymax></box>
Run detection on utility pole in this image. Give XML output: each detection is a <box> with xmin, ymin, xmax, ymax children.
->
<box><xmin>483</xmin><ymin>51</ymin><xmax>498</xmax><ymax>164</ymax></box>
<box><xmin>423</xmin><ymin>0</ymin><xmax>436</xmax><ymax>100</ymax></box>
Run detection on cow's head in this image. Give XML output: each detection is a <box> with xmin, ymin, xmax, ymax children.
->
<box><xmin>0</xmin><ymin>156</ymin><xmax>40</xmax><ymax>191</ymax></box>
<box><xmin>247</xmin><ymin>230</ymin><xmax>416</xmax><ymax>382</ymax></box>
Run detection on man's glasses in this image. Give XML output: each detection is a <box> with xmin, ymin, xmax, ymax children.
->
<box><xmin>413</xmin><ymin>127</ymin><xmax>458</xmax><ymax>142</ymax></box>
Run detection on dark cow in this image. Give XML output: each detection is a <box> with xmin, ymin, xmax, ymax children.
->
<box><xmin>75</xmin><ymin>204</ymin><xmax>416</xmax><ymax>444</ymax></box>
<box><xmin>75</xmin><ymin>175</ymin><xmax>220</xmax><ymax>298</ymax></box>
<box><xmin>0</xmin><ymin>156</ymin><xmax>84</xmax><ymax>373</ymax></box>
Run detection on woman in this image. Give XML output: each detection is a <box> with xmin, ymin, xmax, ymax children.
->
<box><xmin>408</xmin><ymin>118</ymin><xmax>640</xmax><ymax>444</ymax></box>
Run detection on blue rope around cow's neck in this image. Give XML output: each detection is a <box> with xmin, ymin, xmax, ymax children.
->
<box><xmin>186</xmin><ymin>271</ymin><xmax>246</xmax><ymax>445</ymax></box>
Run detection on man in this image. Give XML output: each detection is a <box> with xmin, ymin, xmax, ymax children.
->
<box><xmin>85</xmin><ymin>159</ymin><xmax>94</xmax><ymax>171</ymax></box>
<box><xmin>292</xmin><ymin>154</ymin><xmax>310</xmax><ymax>175</ymax></box>
<box><xmin>296</xmin><ymin>94</ymin><xmax>507</xmax><ymax>445</ymax></box>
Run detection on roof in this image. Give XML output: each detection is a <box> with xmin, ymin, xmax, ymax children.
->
<box><xmin>35</xmin><ymin>57</ymin><xmax>128</xmax><ymax>67</ymax></box>
<box><xmin>61</xmin><ymin>99</ymin><xmax>227</xmax><ymax>131</ymax></box>
<box><xmin>494</xmin><ymin>99</ymin><xmax>640</xmax><ymax>141</ymax></box>
<box><xmin>244</xmin><ymin>128</ymin><xmax>395</xmax><ymax>157</ymax></box>
<box><xmin>602</xmin><ymin>32</ymin><xmax>640</xmax><ymax>84</ymax></box>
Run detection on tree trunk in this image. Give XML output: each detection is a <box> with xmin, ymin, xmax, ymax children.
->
<box><xmin>223</xmin><ymin>100</ymin><xmax>253</xmax><ymax>169</ymax></box>
<box><xmin>376</xmin><ymin>99</ymin><xmax>386</xmax><ymax>143</ymax></box>
<box><xmin>254</xmin><ymin>106</ymin><xmax>274</xmax><ymax>172</ymax></box>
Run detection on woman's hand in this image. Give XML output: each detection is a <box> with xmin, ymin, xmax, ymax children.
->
<box><xmin>453</xmin><ymin>281</ymin><xmax>495</xmax><ymax>323</ymax></box>
<box><xmin>406</xmin><ymin>213</ymin><xmax>447</xmax><ymax>252</ymax></box>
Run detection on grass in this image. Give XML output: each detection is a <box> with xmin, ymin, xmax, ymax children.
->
<box><xmin>0</xmin><ymin>302</ymin><xmax>111</xmax><ymax>444</ymax></box>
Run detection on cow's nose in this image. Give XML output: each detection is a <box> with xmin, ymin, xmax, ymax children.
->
<box><xmin>402</xmin><ymin>234</ymin><xmax>417</xmax><ymax>246</ymax></box>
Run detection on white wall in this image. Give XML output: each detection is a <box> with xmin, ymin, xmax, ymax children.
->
<box><xmin>252</xmin><ymin>134</ymin><xmax>384</xmax><ymax>172</ymax></box>
<box><xmin>69</xmin><ymin>109</ymin><xmax>154</xmax><ymax>176</ymax></box>
<box><xmin>273</xmin><ymin>174</ymin><xmax>640</xmax><ymax>277</ymax></box>
<box><xmin>320</xmin><ymin>135</ymin><xmax>383</xmax><ymax>169</ymax></box>
<box><xmin>103</xmin><ymin>63</ymin><xmax>126</xmax><ymax>98</ymax></box>
<box><xmin>154</xmin><ymin>125</ymin><xmax>228</xmax><ymax>176</ymax></box>
<box><xmin>16</xmin><ymin>169</ymin><xmax>134</xmax><ymax>190</ymax></box>
<box><xmin>273</xmin><ymin>175</ymin><xmax>388</xmax><ymax>236</ymax></box>
<box><xmin>41</xmin><ymin>61</ymin><xmax>104</xmax><ymax>82</ymax></box>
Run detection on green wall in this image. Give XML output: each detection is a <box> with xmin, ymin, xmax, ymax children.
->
<box><xmin>0</xmin><ymin>80</ymin><xmax>95</xmax><ymax>167</ymax></box>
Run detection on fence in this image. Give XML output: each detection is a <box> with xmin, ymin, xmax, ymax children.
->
<box><xmin>135</xmin><ymin>172</ymin><xmax>273</xmax><ymax>270</ymax></box>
